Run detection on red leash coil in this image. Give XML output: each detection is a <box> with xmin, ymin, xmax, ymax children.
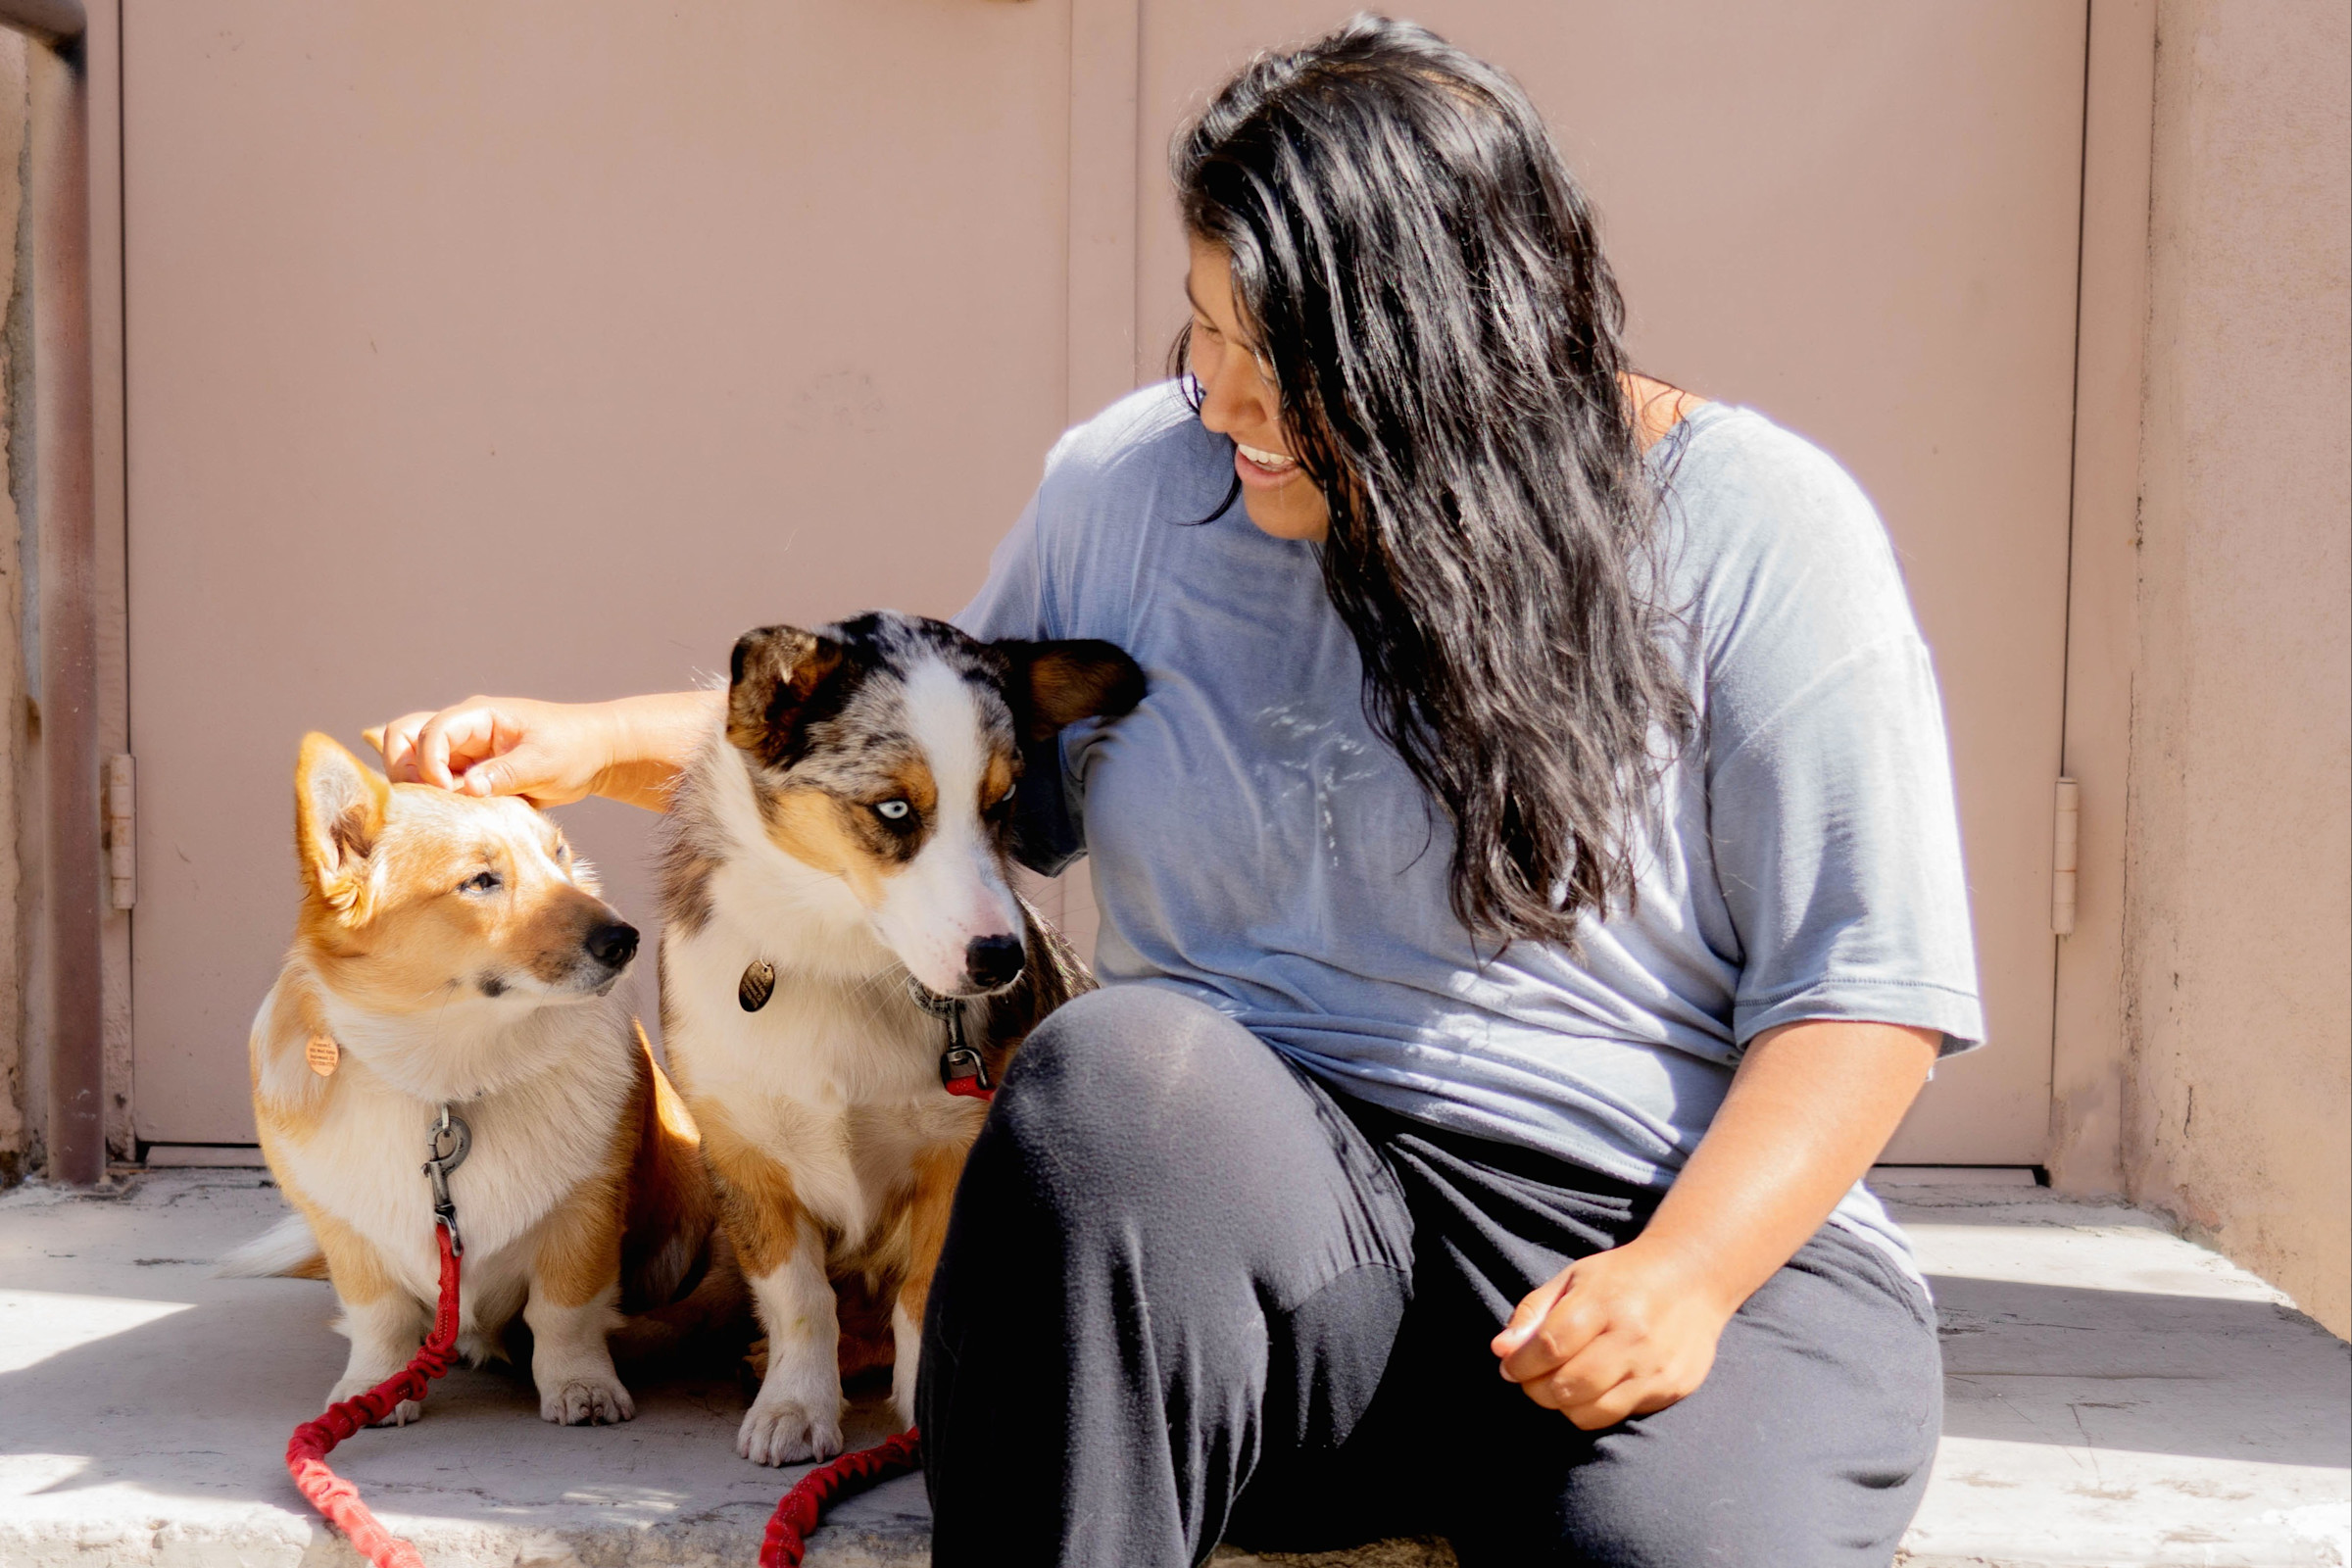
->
<box><xmin>284</xmin><ymin>1225</ymin><xmax>464</xmax><ymax>1568</ymax></box>
<box><xmin>759</xmin><ymin>1426</ymin><xmax>925</xmax><ymax>1568</ymax></box>
<box><xmin>274</xmin><ymin>1042</ymin><xmax>971</xmax><ymax>1568</ymax></box>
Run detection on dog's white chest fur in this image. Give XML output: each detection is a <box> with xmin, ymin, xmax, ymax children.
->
<box><xmin>664</xmin><ymin>909</ymin><xmax>981</xmax><ymax>1250</ymax></box>
<box><xmin>256</xmin><ymin>978</ymin><xmax>635</xmax><ymax>1303</ymax></box>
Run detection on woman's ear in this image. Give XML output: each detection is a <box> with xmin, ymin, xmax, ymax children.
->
<box><xmin>998</xmin><ymin>640</ymin><xmax>1146</xmax><ymax>740</ymax></box>
<box><xmin>294</xmin><ymin>732</ymin><xmax>389</xmax><ymax>921</ymax></box>
<box><xmin>727</xmin><ymin>624</ymin><xmax>850</xmax><ymax>770</ymax></box>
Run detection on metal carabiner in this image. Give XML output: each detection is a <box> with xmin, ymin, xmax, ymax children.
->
<box><xmin>908</xmin><ymin>980</ymin><xmax>971</xmax><ymax>1048</ymax></box>
<box><xmin>938</xmin><ymin>1043</ymin><xmax>992</xmax><ymax>1094</ymax></box>
<box><xmin>910</xmin><ymin>979</ymin><xmax>990</xmax><ymax>1095</ymax></box>
<box><xmin>421</xmin><ymin>1103</ymin><xmax>472</xmax><ymax>1255</ymax></box>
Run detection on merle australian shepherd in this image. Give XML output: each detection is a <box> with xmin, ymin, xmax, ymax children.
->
<box><xmin>655</xmin><ymin>611</ymin><xmax>1141</xmax><ymax>1465</ymax></box>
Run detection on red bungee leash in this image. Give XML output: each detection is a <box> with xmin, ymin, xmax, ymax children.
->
<box><xmin>758</xmin><ymin>1426</ymin><xmax>928</xmax><ymax>1568</ymax></box>
<box><xmin>756</xmin><ymin>996</ymin><xmax>993</xmax><ymax>1567</ymax></box>
<box><xmin>284</xmin><ymin>1105</ymin><xmax>472</xmax><ymax>1568</ymax></box>
<box><xmin>282</xmin><ymin>1000</ymin><xmax>987</xmax><ymax>1568</ymax></box>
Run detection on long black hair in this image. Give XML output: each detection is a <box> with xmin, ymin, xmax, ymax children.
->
<box><xmin>1174</xmin><ymin>15</ymin><xmax>1692</xmax><ymax>950</ymax></box>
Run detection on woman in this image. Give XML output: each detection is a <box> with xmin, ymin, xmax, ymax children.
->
<box><xmin>379</xmin><ymin>20</ymin><xmax>1976</xmax><ymax>1565</ymax></box>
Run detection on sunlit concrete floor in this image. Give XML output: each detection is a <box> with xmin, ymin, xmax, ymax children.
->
<box><xmin>2</xmin><ymin>1170</ymin><xmax>2345</xmax><ymax>1568</ymax></box>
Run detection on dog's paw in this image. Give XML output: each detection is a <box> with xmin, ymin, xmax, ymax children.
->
<box><xmin>327</xmin><ymin>1377</ymin><xmax>422</xmax><ymax>1428</ymax></box>
<box><xmin>541</xmin><ymin>1374</ymin><xmax>635</xmax><ymax>1426</ymax></box>
<box><xmin>737</xmin><ymin>1397</ymin><xmax>843</xmax><ymax>1467</ymax></box>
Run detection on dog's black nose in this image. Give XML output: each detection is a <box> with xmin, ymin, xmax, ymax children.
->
<box><xmin>964</xmin><ymin>933</ymin><xmax>1024</xmax><ymax>991</ymax></box>
<box><xmin>585</xmin><ymin>921</ymin><xmax>639</xmax><ymax>969</ymax></box>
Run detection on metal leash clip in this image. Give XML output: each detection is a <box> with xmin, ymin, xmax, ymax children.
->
<box><xmin>910</xmin><ymin>979</ymin><xmax>992</xmax><ymax>1096</ymax></box>
<box><xmin>422</xmin><ymin>1103</ymin><xmax>472</xmax><ymax>1256</ymax></box>
<box><xmin>938</xmin><ymin>1041</ymin><xmax>992</xmax><ymax>1095</ymax></box>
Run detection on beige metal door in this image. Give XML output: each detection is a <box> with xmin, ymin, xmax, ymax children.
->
<box><xmin>126</xmin><ymin>2</ymin><xmax>2079</xmax><ymax>1162</ymax></box>
<box><xmin>123</xmin><ymin>0</ymin><xmax>1080</xmax><ymax>1143</ymax></box>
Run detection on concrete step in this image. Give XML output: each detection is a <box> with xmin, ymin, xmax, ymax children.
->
<box><xmin>1</xmin><ymin>1172</ymin><xmax>2343</xmax><ymax>1567</ymax></box>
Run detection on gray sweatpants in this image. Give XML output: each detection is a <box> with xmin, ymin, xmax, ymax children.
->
<box><xmin>919</xmin><ymin>986</ymin><xmax>1942</xmax><ymax>1566</ymax></box>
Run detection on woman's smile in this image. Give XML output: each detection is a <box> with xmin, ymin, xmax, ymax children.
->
<box><xmin>1234</xmin><ymin>440</ymin><xmax>1301</xmax><ymax>487</ymax></box>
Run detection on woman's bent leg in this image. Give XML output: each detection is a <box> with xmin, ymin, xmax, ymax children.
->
<box><xmin>918</xmin><ymin>986</ymin><xmax>1417</xmax><ymax>1568</ymax></box>
<box><xmin>1246</xmin><ymin>1124</ymin><xmax>1942</xmax><ymax>1567</ymax></box>
<box><xmin>1444</xmin><ymin>1223</ymin><xmax>1943</xmax><ymax>1568</ymax></box>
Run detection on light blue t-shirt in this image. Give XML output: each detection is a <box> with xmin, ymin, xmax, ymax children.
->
<box><xmin>957</xmin><ymin>383</ymin><xmax>1984</xmax><ymax>1271</ymax></box>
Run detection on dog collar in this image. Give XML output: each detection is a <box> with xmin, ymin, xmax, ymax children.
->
<box><xmin>739</xmin><ymin>961</ymin><xmax>994</xmax><ymax>1102</ymax></box>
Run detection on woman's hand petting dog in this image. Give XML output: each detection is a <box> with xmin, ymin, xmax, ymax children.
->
<box><xmin>374</xmin><ymin>696</ymin><xmax>611</xmax><ymax>806</ymax></box>
<box><xmin>1490</xmin><ymin>1236</ymin><xmax>1736</xmax><ymax>1431</ymax></box>
<box><xmin>374</xmin><ymin>691</ymin><xmax>722</xmax><ymax>812</ymax></box>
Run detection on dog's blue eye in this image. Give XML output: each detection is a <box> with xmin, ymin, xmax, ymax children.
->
<box><xmin>874</xmin><ymin>800</ymin><xmax>911</xmax><ymax>822</ymax></box>
<box><xmin>461</xmin><ymin>871</ymin><xmax>502</xmax><ymax>894</ymax></box>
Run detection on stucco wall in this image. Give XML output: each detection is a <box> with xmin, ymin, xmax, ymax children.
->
<box><xmin>2127</xmin><ymin>0</ymin><xmax>2351</xmax><ymax>1336</ymax></box>
<box><xmin>0</xmin><ymin>29</ymin><xmax>27</xmax><ymax>1187</ymax></box>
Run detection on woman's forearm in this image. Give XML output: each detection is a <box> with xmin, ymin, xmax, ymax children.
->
<box><xmin>1639</xmin><ymin>1019</ymin><xmax>1938</xmax><ymax>1313</ymax></box>
<box><xmin>590</xmin><ymin>690</ymin><xmax>724</xmax><ymax>810</ymax></box>
<box><xmin>377</xmin><ymin>689</ymin><xmax>721</xmax><ymax>808</ymax></box>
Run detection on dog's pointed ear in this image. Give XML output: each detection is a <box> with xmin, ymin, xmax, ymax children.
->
<box><xmin>295</xmin><ymin>732</ymin><xmax>389</xmax><ymax>922</ymax></box>
<box><xmin>997</xmin><ymin>640</ymin><xmax>1145</xmax><ymax>741</ymax></box>
<box><xmin>727</xmin><ymin>624</ymin><xmax>851</xmax><ymax>770</ymax></box>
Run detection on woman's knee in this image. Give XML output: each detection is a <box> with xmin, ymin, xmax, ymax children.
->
<box><xmin>959</xmin><ymin>984</ymin><xmax>1360</xmax><ymax>1249</ymax></box>
<box><xmin>992</xmin><ymin>984</ymin><xmax>1277</xmax><ymax>1164</ymax></box>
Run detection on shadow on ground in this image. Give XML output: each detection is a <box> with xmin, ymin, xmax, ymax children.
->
<box><xmin>1930</xmin><ymin>1272</ymin><xmax>2352</xmax><ymax>1467</ymax></box>
<box><xmin>0</xmin><ymin>1174</ymin><xmax>915</xmax><ymax>1544</ymax></box>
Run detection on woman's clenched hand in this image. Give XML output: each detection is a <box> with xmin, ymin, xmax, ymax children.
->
<box><xmin>1490</xmin><ymin>1237</ymin><xmax>1736</xmax><ymax>1431</ymax></box>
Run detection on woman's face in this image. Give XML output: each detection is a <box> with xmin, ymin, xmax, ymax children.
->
<box><xmin>1186</xmin><ymin>238</ymin><xmax>1332</xmax><ymax>543</ymax></box>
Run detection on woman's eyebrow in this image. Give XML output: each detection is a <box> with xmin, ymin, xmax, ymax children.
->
<box><xmin>1184</xmin><ymin>275</ymin><xmax>1263</xmax><ymax>357</ymax></box>
<box><xmin>1184</xmin><ymin>277</ymin><xmax>1237</xmax><ymax>335</ymax></box>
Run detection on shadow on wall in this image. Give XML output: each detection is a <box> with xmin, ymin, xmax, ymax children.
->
<box><xmin>1930</xmin><ymin>1274</ymin><xmax>2352</xmax><ymax>1467</ymax></box>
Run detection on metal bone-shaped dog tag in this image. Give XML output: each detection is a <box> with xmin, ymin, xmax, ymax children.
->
<box><xmin>739</xmin><ymin>959</ymin><xmax>776</xmax><ymax>1013</ymax></box>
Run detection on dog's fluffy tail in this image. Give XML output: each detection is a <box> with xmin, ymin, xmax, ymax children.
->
<box><xmin>216</xmin><ymin>1213</ymin><xmax>327</xmax><ymax>1279</ymax></box>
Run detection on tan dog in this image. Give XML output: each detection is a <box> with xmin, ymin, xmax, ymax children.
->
<box><xmin>658</xmin><ymin>612</ymin><xmax>1141</xmax><ymax>1465</ymax></box>
<box><xmin>226</xmin><ymin>733</ymin><xmax>726</xmax><ymax>1426</ymax></box>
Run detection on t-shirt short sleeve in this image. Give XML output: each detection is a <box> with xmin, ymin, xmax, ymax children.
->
<box><xmin>1669</xmin><ymin>416</ymin><xmax>1985</xmax><ymax>1054</ymax></box>
<box><xmin>956</xmin><ymin>493</ymin><xmax>1051</xmax><ymax>644</ymax></box>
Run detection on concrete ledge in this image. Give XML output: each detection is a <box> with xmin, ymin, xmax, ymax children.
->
<box><xmin>3</xmin><ymin>1173</ymin><xmax>2344</xmax><ymax>1567</ymax></box>
<box><xmin>1887</xmin><ymin>1183</ymin><xmax>2351</xmax><ymax>1567</ymax></box>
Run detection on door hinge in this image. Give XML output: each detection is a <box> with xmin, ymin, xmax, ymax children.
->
<box><xmin>105</xmin><ymin>754</ymin><xmax>135</xmax><ymax>910</ymax></box>
<box><xmin>2051</xmin><ymin>776</ymin><xmax>2079</xmax><ymax>937</ymax></box>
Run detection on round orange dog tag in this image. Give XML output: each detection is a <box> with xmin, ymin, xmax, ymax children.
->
<box><xmin>305</xmin><ymin>1034</ymin><xmax>340</xmax><ymax>1077</ymax></box>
